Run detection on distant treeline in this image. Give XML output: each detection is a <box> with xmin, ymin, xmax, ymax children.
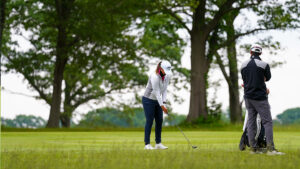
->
<box><xmin>2</xmin><ymin>107</ymin><xmax>300</xmax><ymax>129</ymax></box>
<box><xmin>1</xmin><ymin>115</ymin><xmax>46</xmax><ymax>128</ymax></box>
<box><xmin>273</xmin><ymin>107</ymin><xmax>300</xmax><ymax>125</ymax></box>
<box><xmin>1</xmin><ymin>107</ymin><xmax>186</xmax><ymax>128</ymax></box>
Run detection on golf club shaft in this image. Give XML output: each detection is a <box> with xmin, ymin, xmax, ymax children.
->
<box><xmin>175</xmin><ymin>125</ymin><xmax>193</xmax><ymax>146</ymax></box>
<box><xmin>167</xmin><ymin>113</ymin><xmax>194</xmax><ymax>147</ymax></box>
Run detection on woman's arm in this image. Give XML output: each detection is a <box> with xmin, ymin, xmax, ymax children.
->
<box><xmin>151</xmin><ymin>75</ymin><xmax>168</xmax><ymax>114</ymax></box>
<box><xmin>150</xmin><ymin>74</ymin><xmax>163</xmax><ymax>106</ymax></box>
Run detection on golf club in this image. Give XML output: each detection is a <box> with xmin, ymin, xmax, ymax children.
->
<box><xmin>168</xmin><ymin>113</ymin><xmax>197</xmax><ymax>149</ymax></box>
<box><xmin>175</xmin><ymin>124</ymin><xmax>198</xmax><ymax>149</ymax></box>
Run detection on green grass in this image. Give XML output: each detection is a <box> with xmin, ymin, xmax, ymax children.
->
<box><xmin>1</xmin><ymin>131</ymin><xmax>300</xmax><ymax>169</ymax></box>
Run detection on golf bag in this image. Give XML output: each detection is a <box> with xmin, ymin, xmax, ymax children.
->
<box><xmin>239</xmin><ymin>112</ymin><xmax>267</xmax><ymax>151</ymax></box>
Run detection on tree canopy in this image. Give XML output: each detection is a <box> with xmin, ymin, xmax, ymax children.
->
<box><xmin>2</xmin><ymin>0</ymin><xmax>150</xmax><ymax>127</ymax></box>
<box><xmin>277</xmin><ymin>107</ymin><xmax>300</xmax><ymax>125</ymax></box>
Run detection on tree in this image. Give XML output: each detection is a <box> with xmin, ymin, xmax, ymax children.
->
<box><xmin>3</xmin><ymin>0</ymin><xmax>148</xmax><ymax>128</ymax></box>
<box><xmin>147</xmin><ymin>0</ymin><xmax>300</xmax><ymax>123</ymax></box>
<box><xmin>277</xmin><ymin>107</ymin><xmax>300</xmax><ymax>125</ymax></box>
<box><xmin>148</xmin><ymin>0</ymin><xmax>256</xmax><ymax>122</ymax></box>
<box><xmin>215</xmin><ymin>0</ymin><xmax>300</xmax><ymax>123</ymax></box>
<box><xmin>221</xmin><ymin>11</ymin><xmax>242</xmax><ymax>123</ymax></box>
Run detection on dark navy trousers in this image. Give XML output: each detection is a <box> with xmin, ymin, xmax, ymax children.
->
<box><xmin>142</xmin><ymin>96</ymin><xmax>163</xmax><ymax>145</ymax></box>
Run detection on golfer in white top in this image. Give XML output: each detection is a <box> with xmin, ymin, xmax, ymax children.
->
<box><xmin>142</xmin><ymin>60</ymin><xmax>172</xmax><ymax>150</ymax></box>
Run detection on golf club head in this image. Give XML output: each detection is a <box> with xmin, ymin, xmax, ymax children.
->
<box><xmin>192</xmin><ymin>146</ymin><xmax>198</xmax><ymax>149</ymax></box>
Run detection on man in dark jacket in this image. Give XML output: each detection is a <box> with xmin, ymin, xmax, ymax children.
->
<box><xmin>241</xmin><ymin>44</ymin><xmax>284</xmax><ymax>155</ymax></box>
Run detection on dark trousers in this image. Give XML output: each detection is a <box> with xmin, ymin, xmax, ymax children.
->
<box><xmin>142</xmin><ymin>96</ymin><xmax>163</xmax><ymax>145</ymax></box>
<box><xmin>245</xmin><ymin>98</ymin><xmax>274</xmax><ymax>148</ymax></box>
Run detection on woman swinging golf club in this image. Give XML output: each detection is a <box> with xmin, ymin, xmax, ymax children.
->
<box><xmin>142</xmin><ymin>60</ymin><xmax>172</xmax><ymax>150</ymax></box>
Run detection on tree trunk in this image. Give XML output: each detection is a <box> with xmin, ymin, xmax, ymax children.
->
<box><xmin>46</xmin><ymin>0</ymin><xmax>70</xmax><ymax>128</ymax></box>
<box><xmin>187</xmin><ymin>30</ymin><xmax>209</xmax><ymax>122</ymax></box>
<box><xmin>228</xmin><ymin>80</ymin><xmax>242</xmax><ymax>123</ymax></box>
<box><xmin>60</xmin><ymin>82</ymin><xmax>72</xmax><ymax>128</ymax></box>
<box><xmin>60</xmin><ymin>103</ymin><xmax>75</xmax><ymax>128</ymax></box>
<box><xmin>46</xmin><ymin>57</ymin><xmax>67</xmax><ymax>127</ymax></box>
<box><xmin>227</xmin><ymin>40</ymin><xmax>242</xmax><ymax>123</ymax></box>
<box><xmin>226</xmin><ymin>15</ymin><xmax>242</xmax><ymax>123</ymax></box>
<box><xmin>60</xmin><ymin>113</ymin><xmax>71</xmax><ymax>127</ymax></box>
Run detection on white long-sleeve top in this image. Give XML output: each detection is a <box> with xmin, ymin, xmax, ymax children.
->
<box><xmin>143</xmin><ymin>72</ymin><xmax>170</xmax><ymax>106</ymax></box>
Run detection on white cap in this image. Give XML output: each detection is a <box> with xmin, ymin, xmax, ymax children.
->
<box><xmin>160</xmin><ymin>60</ymin><xmax>172</xmax><ymax>76</ymax></box>
<box><xmin>250</xmin><ymin>44</ymin><xmax>262</xmax><ymax>54</ymax></box>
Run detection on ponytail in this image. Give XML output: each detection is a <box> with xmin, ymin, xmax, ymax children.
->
<box><xmin>156</xmin><ymin>61</ymin><xmax>162</xmax><ymax>74</ymax></box>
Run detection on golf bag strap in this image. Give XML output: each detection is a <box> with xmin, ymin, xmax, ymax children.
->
<box><xmin>255</xmin><ymin>114</ymin><xmax>262</xmax><ymax>140</ymax></box>
<box><xmin>243</xmin><ymin>111</ymin><xmax>248</xmax><ymax>131</ymax></box>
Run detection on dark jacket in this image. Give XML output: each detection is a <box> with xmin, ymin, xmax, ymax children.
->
<box><xmin>241</xmin><ymin>55</ymin><xmax>271</xmax><ymax>100</ymax></box>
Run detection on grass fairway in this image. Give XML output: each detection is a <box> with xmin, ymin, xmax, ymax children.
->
<box><xmin>1</xmin><ymin>131</ymin><xmax>300</xmax><ymax>169</ymax></box>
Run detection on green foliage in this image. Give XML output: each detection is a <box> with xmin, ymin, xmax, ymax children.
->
<box><xmin>2</xmin><ymin>0</ymin><xmax>151</xmax><ymax>127</ymax></box>
<box><xmin>138</xmin><ymin>14</ymin><xmax>185</xmax><ymax>63</ymax></box>
<box><xmin>276</xmin><ymin>107</ymin><xmax>300</xmax><ymax>125</ymax></box>
<box><xmin>137</xmin><ymin>9</ymin><xmax>190</xmax><ymax>98</ymax></box>
<box><xmin>77</xmin><ymin>107</ymin><xmax>146</xmax><ymax>128</ymax></box>
<box><xmin>1</xmin><ymin>115</ymin><xmax>46</xmax><ymax>128</ymax></box>
<box><xmin>186</xmin><ymin>115</ymin><xmax>223</xmax><ymax>125</ymax></box>
<box><xmin>220</xmin><ymin>108</ymin><xmax>231</xmax><ymax>123</ymax></box>
<box><xmin>77</xmin><ymin>107</ymin><xmax>186</xmax><ymax>128</ymax></box>
<box><xmin>163</xmin><ymin>113</ymin><xmax>186</xmax><ymax>126</ymax></box>
<box><xmin>207</xmin><ymin>97</ymin><xmax>222</xmax><ymax>121</ymax></box>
